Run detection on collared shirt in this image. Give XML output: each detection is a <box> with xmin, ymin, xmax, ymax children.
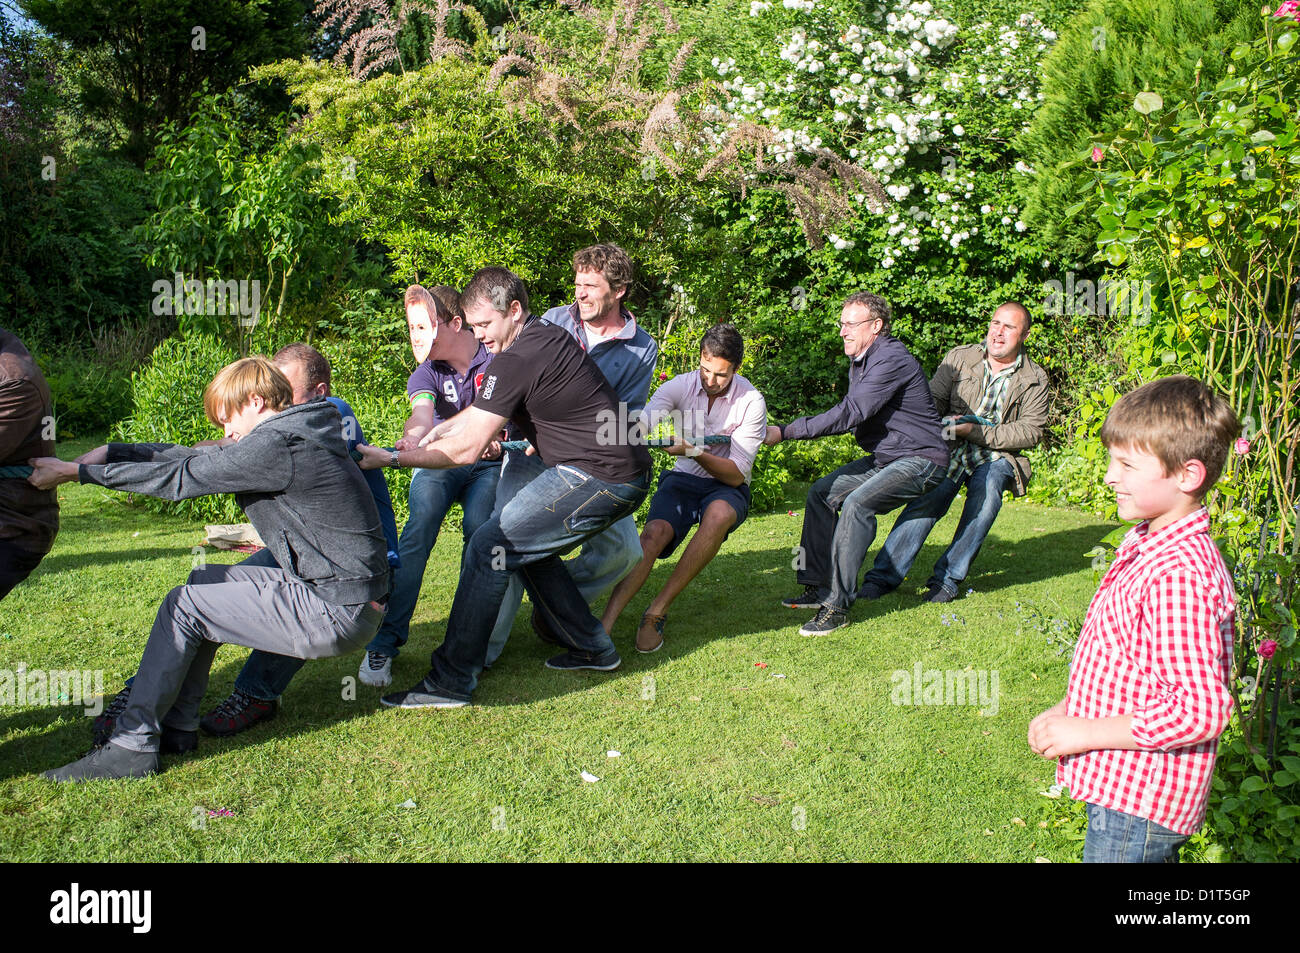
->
<box><xmin>945</xmin><ymin>350</ymin><xmax>1022</xmax><ymax>482</ymax></box>
<box><xmin>781</xmin><ymin>333</ymin><xmax>949</xmax><ymax>469</ymax></box>
<box><xmin>1058</xmin><ymin>507</ymin><xmax>1235</xmax><ymax>836</ymax></box>
<box><xmin>640</xmin><ymin>371</ymin><xmax>768</xmax><ymax>485</ymax></box>
<box><xmin>540</xmin><ymin>304</ymin><xmax>658</xmax><ymax>412</ymax></box>
<box><xmin>406</xmin><ymin>342</ymin><xmax>495</xmax><ymax>428</ymax></box>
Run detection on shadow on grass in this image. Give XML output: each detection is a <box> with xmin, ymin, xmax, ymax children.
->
<box><xmin>0</xmin><ymin>510</ymin><xmax>1111</xmax><ymax>781</ymax></box>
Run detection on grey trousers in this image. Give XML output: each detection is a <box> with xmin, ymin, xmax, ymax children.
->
<box><xmin>113</xmin><ymin>562</ymin><xmax>384</xmax><ymax>752</ymax></box>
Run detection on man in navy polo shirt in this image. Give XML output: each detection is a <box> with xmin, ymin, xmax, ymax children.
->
<box><xmin>484</xmin><ymin>243</ymin><xmax>658</xmax><ymax>664</ymax></box>
<box><xmin>765</xmin><ymin>292</ymin><xmax>949</xmax><ymax>636</ymax></box>
<box><xmin>357</xmin><ymin>284</ymin><xmax>501</xmax><ymax>688</ymax></box>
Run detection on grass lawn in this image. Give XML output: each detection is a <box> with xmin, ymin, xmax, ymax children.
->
<box><xmin>0</xmin><ymin>435</ymin><xmax>1118</xmax><ymax>861</ymax></box>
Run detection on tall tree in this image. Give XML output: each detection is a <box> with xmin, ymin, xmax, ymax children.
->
<box><xmin>19</xmin><ymin>0</ymin><xmax>312</xmax><ymax>164</ymax></box>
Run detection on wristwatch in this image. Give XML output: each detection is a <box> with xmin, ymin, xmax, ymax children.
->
<box><xmin>390</xmin><ymin>449</ymin><xmax>400</xmax><ymax>468</ymax></box>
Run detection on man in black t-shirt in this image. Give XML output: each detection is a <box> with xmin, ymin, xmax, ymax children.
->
<box><xmin>356</xmin><ymin>267</ymin><xmax>652</xmax><ymax>707</ymax></box>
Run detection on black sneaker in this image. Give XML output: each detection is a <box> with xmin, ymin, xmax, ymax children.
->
<box><xmin>856</xmin><ymin>581</ymin><xmax>888</xmax><ymax>601</ymax></box>
<box><xmin>923</xmin><ymin>585</ymin><xmax>957</xmax><ymax>604</ymax></box>
<box><xmin>782</xmin><ymin>585</ymin><xmax>825</xmax><ymax>609</ymax></box>
<box><xmin>544</xmin><ymin>650</ymin><xmax>621</xmax><ymax>672</ymax></box>
<box><xmin>380</xmin><ymin>676</ymin><xmax>469</xmax><ymax>709</ymax></box>
<box><xmin>199</xmin><ymin>690</ymin><xmax>280</xmax><ymax>737</ymax></box>
<box><xmin>531</xmin><ymin>608</ymin><xmax>564</xmax><ymax>647</ymax></box>
<box><xmin>90</xmin><ymin>683</ymin><xmax>133</xmax><ymax>746</ymax></box>
<box><xmin>798</xmin><ymin>605</ymin><xmax>849</xmax><ymax>636</ymax></box>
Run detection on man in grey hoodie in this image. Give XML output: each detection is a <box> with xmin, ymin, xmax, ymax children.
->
<box><xmin>27</xmin><ymin>357</ymin><xmax>389</xmax><ymax>782</ymax></box>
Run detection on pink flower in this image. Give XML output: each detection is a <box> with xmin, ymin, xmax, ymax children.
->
<box><xmin>1235</xmin><ymin>437</ymin><xmax>1250</xmax><ymax>455</ymax></box>
<box><xmin>1258</xmin><ymin>639</ymin><xmax>1278</xmax><ymax>660</ymax></box>
<box><xmin>1274</xmin><ymin>1</ymin><xmax>1300</xmax><ymax>20</ymax></box>
<box><xmin>658</xmin><ymin>372</ymin><xmax>668</xmax><ymax>381</ymax></box>
<box><xmin>754</xmin><ymin>661</ymin><xmax>768</xmax><ymax>668</ymax></box>
<box><xmin>1091</xmin><ymin>146</ymin><xmax>1104</xmax><ymax>163</ymax></box>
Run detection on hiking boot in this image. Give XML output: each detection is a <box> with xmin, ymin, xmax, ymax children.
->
<box><xmin>798</xmin><ymin>605</ymin><xmax>849</xmax><ymax>636</ymax></box>
<box><xmin>545</xmin><ymin>650</ymin><xmax>622</xmax><ymax>672</ymax></box>
<box><xmin>43</xmin><ymin>741</ymin><xmax>159</xmax><ymax>783</ymax></box>
<box><xmin>379</xmin><ymin>676</ymin><xmax>469</xmax><ymax>709</ymax></box>
<box><xmin>635</xmin><ymin>612</ymin><xmax>666</xmax><ymax>654</ymax></box>
<box><xmin>923</xmin><ymin>584</ymin><xmax>957</xmax><ymax>604</ymax></box>
<box><xmin>90</xmin><ymin>683</ymin><xmax>133</xmax><ymax>747</ymax></box>
<box><xmin>199</xmin><ymin>690</ymin><xmax>279</xmax><ymax>737</ymax></box>
<box><xmin>531</xmin><ymin>608</ymin><xmax>564</xmax><ymax>647</ymax></box>
<box><xmin>782</xmin><ymin>584</ymin><xmax>825</xmax><ymax>609</ymax></box>
<box><xmin>358</xmin><ymin>650</ymin><xmax>393</xmax><ymax>688</ymax></box>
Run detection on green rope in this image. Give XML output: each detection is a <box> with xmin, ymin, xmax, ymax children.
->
<box><xmin>0</xmin><ymin>465</ymin><xmax>34</xmax><ymax>479</ymax></box>
<box><xmin>350</xmin><ymin>435</ymin><xmax>732</xmax><ymax>463</ymax></box>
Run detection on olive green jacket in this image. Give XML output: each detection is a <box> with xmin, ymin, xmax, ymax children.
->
<box><xmin>929</xmin><ymin>343</ymin><xmax>1049</xmax><ymax>497</ymax></box>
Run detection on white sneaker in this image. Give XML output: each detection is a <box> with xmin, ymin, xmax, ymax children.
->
<box><xmin>358</xmin><ymin>651</ymin><xmax>393</xmax><ymax>687</ymax></box>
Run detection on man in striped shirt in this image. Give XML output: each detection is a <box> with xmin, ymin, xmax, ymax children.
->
<box><xmin>1028</xmin><ymin>376</ymin><xmax>1239</xmax><ymax>862</ymax></box>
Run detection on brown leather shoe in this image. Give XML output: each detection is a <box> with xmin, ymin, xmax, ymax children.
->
<box><xmin>636</xmin><ymin>612</ymin><xmax>666</xmax><ymax>653</ymax></box>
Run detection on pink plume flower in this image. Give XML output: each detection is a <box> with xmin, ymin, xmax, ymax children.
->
<box><xmin>1258</xmin><ymin>639</ymin><xmax>1278</xmax><ymax>660</ymax></box>
<box><xmin>1091</xmin><ymin>146</ymin><xmax>1104</xmax><ymax>163</ymax></box>
<box><xmin>1274</xmin><ymin>1</ymin><xmax>1300</xmax><ymax>20</ymax></box>
<box><xmin>1235</xmin><ymin>437</ymin><xmax>1250</xmax><ymax>455</ymax></box>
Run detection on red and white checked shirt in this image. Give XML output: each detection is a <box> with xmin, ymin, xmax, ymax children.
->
<box><xmin>1058</xmin><ymin>507</ymin><xmax>1235</xmax><ymax>835</ymax></box>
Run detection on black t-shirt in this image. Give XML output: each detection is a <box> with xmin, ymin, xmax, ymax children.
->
<box><xmin>473</xmin><ymin>317</ymin><xmax>651</xmax><ymax>484</ymax></box>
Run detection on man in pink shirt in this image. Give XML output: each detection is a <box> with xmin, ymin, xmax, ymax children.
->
<box><xmin>602</xmin><ymin>324</ymin><xmax>767</xmax><ymax>652</ymax></box>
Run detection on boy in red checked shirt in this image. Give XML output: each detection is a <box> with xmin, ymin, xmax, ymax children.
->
<box><xmin>1028</xmin><ymin>375</ymin><xmax>1240</xmax><ymax>862</ymax></box>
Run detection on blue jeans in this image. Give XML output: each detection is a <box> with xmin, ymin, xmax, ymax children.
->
<box><xmin>797</xmin><ymin>455</ymin><xmax>944</xmax><ymax>610</ymax></box>
<box><xmin>484</xmin><ymin>450</ymin><xmax>641</xmax><ymax>666</ymax></box>
<box><xmin>365</xmin><ymin>462</ymin><xmax>500</xmax><ymax>659</ymax></box>
<box><xmin>230</xmin><ymin>462</ymin><xmax>498</xmax><ymax>700</ymax></box>
<box><xmin>1083</xmin><ymin>803</ymin><xmax>1188</xmax><ymax>863</ymax></box>
<box><xmin>862</xmin><ymin>456</ymin><xmax>1016</xmax><ymax>597</ymax></box>
<box><xmin>425</xmin><ymin>463</ymin><xmax>650</xmax><ymax>701</ymax></box>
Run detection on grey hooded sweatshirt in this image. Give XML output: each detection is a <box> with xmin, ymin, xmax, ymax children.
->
<box><xmin>79</xmin><ymin>400</ymin><xmax>388</xmax><ymax>606</ymax></box>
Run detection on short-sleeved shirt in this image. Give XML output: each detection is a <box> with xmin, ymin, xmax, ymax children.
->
<box><xmin>406</xmin><ymin>343</ymin><xmax>495</xmax><ymax>427</ymax></box>
<box><xmin>473</xmin><ymin>317</ymin><xmax>651</xmax><ymax>484</ymax></box>
<box><xmin>641</xmin><ymin>370</ymin><xmax>768</xmax><ymax>485</ymax></box>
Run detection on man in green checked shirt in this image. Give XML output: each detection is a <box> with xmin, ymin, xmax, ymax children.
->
<box><xmin>857</xmin><ymin>301</ymin><xmax>1049</xmax><ymax>604</ymax></box>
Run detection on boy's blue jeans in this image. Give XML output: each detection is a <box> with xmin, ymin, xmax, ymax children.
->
<box><xmin>1083</xmin><ymin>803</ymin><xmax>1188</xmax><ymax>863</ymax></box>
<box><xmin>862</xmin><ymin>456</ymin><xmax>1016</xmax><ymax>597</ymax></box>
<box><xmin>425</xmin><ymin>462</ymin><xmax>650</xmax><ymax>702</ymax></box>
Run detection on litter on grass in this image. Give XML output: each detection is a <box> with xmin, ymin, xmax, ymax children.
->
<box><xmin>398</xmin><ymin>799</ymin><xmax>417</xmax><ymax>809</ymax></box>
<box><xmin>580</xmin><ymin>771</ymin><xmax>600</xmax><ymax>783</ymax></box>
<box><xmin>606</xmin><ymin>750</ymin><xmax>621</xmax><ymax>758</ymax></box>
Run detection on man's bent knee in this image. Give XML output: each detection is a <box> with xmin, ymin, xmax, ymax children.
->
<box><xmin>699</xmin><ymin>501</ymin><xmax>738</xmax><ymax>535</ymax></box>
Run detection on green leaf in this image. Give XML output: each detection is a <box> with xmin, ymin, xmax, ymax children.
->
<box><xmin>1279</xmin><ymin>31</ymin><xmax>1296</xmax><ymax>53</ymax></box>
<box><xmin>1240</xmin><ymin>776</ymin><xmax>1267</xmax><ymax>793</ymax></box>
<box><xmin>1279</xmin><ymin>805</ymin><xmax>1300</xmax><ymax>821</ymax></box>
<box><xmin>1207</xmin><ymin>211</ymin><xmax>1225</xmax><ymax>227</ymax></box>
<box><xmin>1273</xmin><ymin>770</ymin><xmax>1298</xmax><ymax>786</ymax></box>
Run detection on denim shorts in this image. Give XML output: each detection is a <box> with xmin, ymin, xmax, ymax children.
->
<box><xmin>646</xmin><ymin>470</ymin><xmax>750</xmax><ymax>559</ymax></box>
<box><xmin>1083</xmin><ymin>803</ymin><xmax>1189</xmax><ymax>863</ymax></box>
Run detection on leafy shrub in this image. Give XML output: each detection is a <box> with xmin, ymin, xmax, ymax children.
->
<box><xmin>112</xmin><ymin>334</ymin><xmax>242</xmax><ymax>524</ymax></box>
<box><xmin>1199</xmin><ymin>700</ymin><xmax>1300</xmax><ymax>862</ymax></box>
<box><xmin>1017</xmin><ymin>0</ymin><xmax>1259</xmax><ymax>262</ymax></box>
